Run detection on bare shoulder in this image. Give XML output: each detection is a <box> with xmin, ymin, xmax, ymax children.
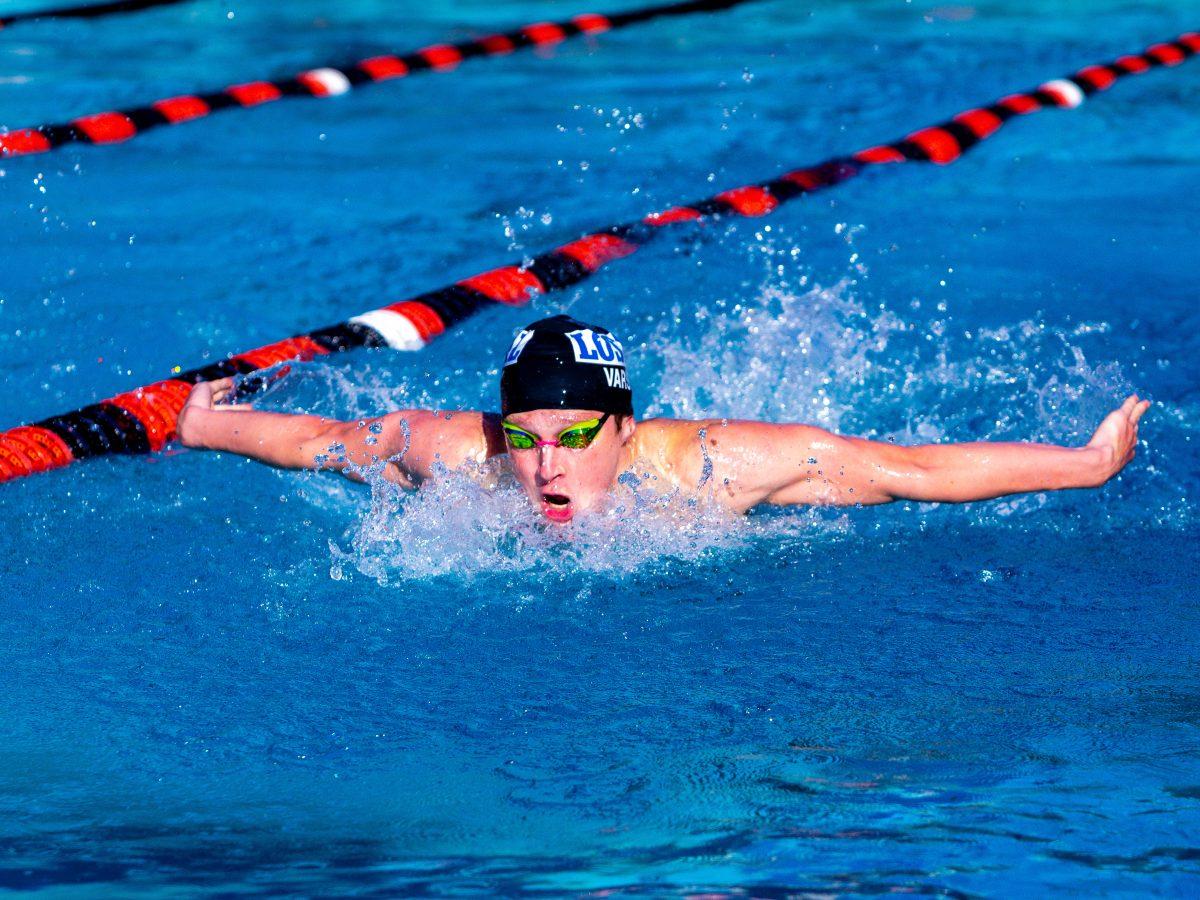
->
<box><xmin>631</xmin><ymin>417</ymin><xmax>840</xmax><ymax>511</ymax></box>
<box><xmin>628</xmin><ymin>418</ymin><xmax>700</xmax><ymax>472</ymax></box>
<box><xmin>372</xmin><ymin>409</ymin><xmax>505</xmax><ymax>480</ymax></box>
<box><xmin>635</xmin><ymin>417</ymin><xmax>828</xmax><ymax>460</ymax></box>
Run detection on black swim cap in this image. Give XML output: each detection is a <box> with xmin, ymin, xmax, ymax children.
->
<box><xmin>500</xmin><ymin>315</ymin><xmax>633</xmax><ymax>417</ymax></box>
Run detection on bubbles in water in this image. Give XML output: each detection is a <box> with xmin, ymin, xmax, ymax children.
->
<box><xmin>244</xmin><ymin>225</ymin><xmax>1193</xmax><ymax>580</ymax></box>
<box><xmin>498</xmin><ymin>206</ymin><xmax>540</xmax><ymax>252</ymax></box>
<box><xmin>327</xmin><ymin>458</ymin><xmax>813</xmax><ymax>586</ymax></box>
<box><xmin>644</xmin><ymin>278</ymin><xmax>903</xmax><ymax>432</ymax></box>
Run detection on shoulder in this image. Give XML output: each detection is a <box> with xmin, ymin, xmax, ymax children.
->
<box><xmin>631</xmin><ymin>417</ymin><xmax>835</xmax><ymax>510</ymax></box>
<box><xmin>629</xmin><ymin>418</ymin><xmax>766</xmax><ymax>490</ymax></box>
<box><xmin>629</xmin><ymin>417</ymin><xmax>699</xmax><ymax>463</ymax></box>
<box><xmin>636</xmin><ymin>417</ymin><xmax>826</xmax><ymax>454</ymax></box>
<box><xmin>377</xmin><ymin>409</ymin><xmax>506</xmax><ymax>475</ymax></box>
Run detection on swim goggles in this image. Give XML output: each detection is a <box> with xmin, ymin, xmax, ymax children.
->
<box><xmin>501</xmin><ymin>413</ymin><xmax>611</xmax><ymax>451</ymax></box>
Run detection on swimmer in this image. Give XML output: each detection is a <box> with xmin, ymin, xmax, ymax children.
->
<box><xmin>175</xmin><ymin>314</ymin><xmax>1149</xmax><ymax>522</ymax></box>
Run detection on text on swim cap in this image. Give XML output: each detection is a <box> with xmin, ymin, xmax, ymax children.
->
<box><xmin>566</xmin><ymin>329</ymin><xmax>625</xmax><ymax>366</ymax></box>
<box><xmin>504</xmin><ymin>329</ymin><xmax>534</xmax><ymax>366</ymax></box>
<box><xmin>604</xmin><ymin>366</ymin><xmax>629</xmax><ymax>389</ymax></box>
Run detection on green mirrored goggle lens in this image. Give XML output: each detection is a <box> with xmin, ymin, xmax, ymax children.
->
<box><xmin>557</xmin><ymin>419</ymin><xmax>603</xmax><ymax>449</ymax></box>
<box><xmin>501</xmin><ymin>414</ymin><xmax>608</xmax><ymax>450</ymax></box>
<box><xmin>502</xmin><ymin>425</ymin><xmax>537</xmax><ymax>449</ymax></box>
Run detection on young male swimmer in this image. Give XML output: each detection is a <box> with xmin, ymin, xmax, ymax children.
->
<box><xmin>176</xmin><ymin>315</ymin><xmax>1149</xmax><ymax>523</ymax></box>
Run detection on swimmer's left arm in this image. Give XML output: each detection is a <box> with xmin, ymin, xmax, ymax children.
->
<box><xmin>695</xmin><ymin>395</ymin><xmax>1150</xmax><ymax>509</ymax></box>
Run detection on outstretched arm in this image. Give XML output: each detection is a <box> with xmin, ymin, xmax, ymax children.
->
<box><xmin>678</xmin><ymin>395</ymin><xmax>1150</xmax><ymax>511</ymax></box>
<box><xmin>175</xmin><ymin>377</ymin><xmax>504</xmax><ymax>484</ymax></box>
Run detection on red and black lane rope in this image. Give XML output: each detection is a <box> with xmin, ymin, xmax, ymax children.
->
<box><xmin>0</xmin><ymin>0</ymin><xmax>751</xmax><ymax>158</ymax></box>
<box><xmin>0</xmin><ymin>0</ymin><xmax>190</xmax><ymax>30</ymax></box>
<box><xmin>1</xmin><ymin>30</ymin><xmax>1196</xmax><ymax>483</ymax></box>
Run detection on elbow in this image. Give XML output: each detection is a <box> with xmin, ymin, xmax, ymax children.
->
<box><xmin>297</xmin><ymin>421</ymin><xmax>352</xmax><ymax>470</ymax></box>
<box><xmin>876</xmin><ymin>453</ymin><xmax>936</xmax><ymax>504</ymax></box>
<box><xmin>879</xmin><ymin>454</ymin><xmax>980</xmax><ymax>504</ymax></box>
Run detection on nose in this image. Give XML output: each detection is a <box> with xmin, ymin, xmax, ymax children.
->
<box><xmin>536</xmin><ymin>445</ymin><xmax>565</xmax><ymax>483</ymax></box>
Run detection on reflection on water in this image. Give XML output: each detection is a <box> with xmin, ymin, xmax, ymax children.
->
<box><xmin>1</xmin><ymin>0</ymin><xmax>1198</xmax><ymax>895</ymax></box>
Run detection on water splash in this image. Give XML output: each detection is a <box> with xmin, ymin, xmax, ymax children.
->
<box><xmin>240</xmin><ymin>246</ymin><xmax>1195</xmax><ymax>581</ymax></box>
<box><xmin>644</xmin><ymin>278</ymin><xmax>903</xmax><ymax>431</ymax></box>
<box><xmin>642</xmin><ymin>268</ymin><xmax>1192</xmax><ymax>529</ymax></box>
<box><xmin>326</xmin><ymin>458</ymin><xmax>806</xmax><ymax>586</ymax></box>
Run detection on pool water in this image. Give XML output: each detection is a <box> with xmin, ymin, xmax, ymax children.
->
<box><xmin>1</xmin><ymin>0</ymin><xmax>1198</xmax><ymax>894</ymax></box>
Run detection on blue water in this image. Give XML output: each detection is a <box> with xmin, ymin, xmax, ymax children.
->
<box><xmin>2</xmin><ymin>0</ymin><xmax>1199</xmax><ymax>895</ymax></box>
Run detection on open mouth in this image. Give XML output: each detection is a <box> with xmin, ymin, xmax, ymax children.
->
<box><xmin>540</xmin><ymin>492</ymin><xmax>574</xmax><ymax>523</ymax></box>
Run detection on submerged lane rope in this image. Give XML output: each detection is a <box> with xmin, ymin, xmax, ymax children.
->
<box><xmin>0</xmin><ymin>31</ymin><xmax>1195</xmax><ymax>483</ymax></box>
<box><xmin>0</xmin><ymin>0</ymin><xmax>190</xmax><ymax>29</ymax></box>
<box><xmin>0</xmin><ymin>0</ymin><xmax>751</xmax><ymax>158</ymax></box>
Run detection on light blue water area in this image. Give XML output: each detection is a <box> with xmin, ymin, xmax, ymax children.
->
<box><xmin>1</xmin><ymin>0</ymin><xmax>1199</xmax><ymax>894</ymax></box>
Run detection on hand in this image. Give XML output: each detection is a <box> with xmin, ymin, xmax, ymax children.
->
<box><xmin>176</xmin><ymin>377</ymin><xmax>251</xmax><ymax>447</ymax></box>
<box><xmin>1082</xmin><ymin>394</ymin><xmax>1150</xmax><ymax>486</ymax></box>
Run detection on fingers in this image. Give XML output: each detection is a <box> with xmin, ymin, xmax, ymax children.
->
<box><xmin>1125</xmin><ymin>399</ymin><xmax>1151</xmax><ymax>464</ymax></box>
<box><xmin>209</xmin><ymin>376</ymin><xmax>237</xmax><ymax>404</ymax></box>
<box><xmin>1086</xmin><ymin>395</ymin><xmax>1150</xmax><ymax>455</ymax></box>
<box><xmin>183</xmin><ymin>377</ymin><xmax>250</xmax><ymax>413</ymax></box>
<box><xmin>1116</xmin><ymin>395</ymin><xmax>1151</xmax><ymax>427</ymax></box>
<box><xmin>1131</xmin><ymin>399</ymin><xmax>1150</xmax><ymax>425</ymax></box>
<box><xmin>209</xmin><ymin>377</ymin><xmax>256</xmax><ymax>410</ymax></box>
<box><xmin>184</xmin><ymin>381</ymin><xmax>213</xmax><ymax>408</ymax></box>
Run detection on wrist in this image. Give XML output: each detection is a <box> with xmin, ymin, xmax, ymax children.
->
<box><xmin>1073</xmin><ymin>445</ymin><xmax>1111</xmax><ymax>488</ymax></box>
<box><xmin>177</xmin><ymin>406</ymin><xmax>217</xmax><ymax>450</ymax></box>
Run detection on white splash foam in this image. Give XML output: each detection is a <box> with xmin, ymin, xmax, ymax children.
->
<box><xmin>325</xmin><ymin>458</ymin><xmax>823</xmax><ymax>585</ymax></box>
<box><xmin>241</xmin><ymin>237</ymin><xmax>1193</xmax><ymax>579</ymax></box>
<box><xmin>644</xmin><ymin>278</ymin><xmax>904</xmax><ymax>431</ymax></box>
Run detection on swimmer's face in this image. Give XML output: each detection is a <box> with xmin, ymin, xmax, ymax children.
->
<box><xmin>503</xmin><ymin>408</ymin><xmax>636</xmax><ymax>524</ymax></box>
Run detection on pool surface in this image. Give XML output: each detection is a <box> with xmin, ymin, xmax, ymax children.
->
<box><xmin>1</xmin><ymin>0</ymin><xmax>1198</xmax><ymax>894</ymax></box>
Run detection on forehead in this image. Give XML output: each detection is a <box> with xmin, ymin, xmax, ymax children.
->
<box><xmin>505</xmin><ymin>409</ymin><xmax>604</xmax><ymax>431</ymax></box>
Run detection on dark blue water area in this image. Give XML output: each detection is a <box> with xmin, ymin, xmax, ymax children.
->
<box><xmin>1</xmin><ymin>0</ymin><xmax>1199</xmax><ymax>895</ymax></box>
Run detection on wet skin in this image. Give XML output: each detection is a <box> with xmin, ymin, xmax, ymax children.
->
<box><xmin>177</xmin><ymin>377</ymin><xmax>1151</xmax><ymax>523</ymax></box>
<box><xmin>499</xmin><ymin>409</ymin><xmax>637</xmax><ymax>525</ymax></box>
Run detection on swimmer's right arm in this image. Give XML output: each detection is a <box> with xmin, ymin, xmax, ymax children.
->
<box><xmin>175</xmin><ymin>378</ymin><xmax>504</xmax><ymax>483</ymax></box>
